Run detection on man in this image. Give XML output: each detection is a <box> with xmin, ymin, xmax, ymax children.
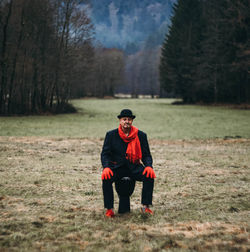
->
<box><xmin>101</xmin><ymin>109</ymin><xmax>156</xmax><ymax>217</ymax></box>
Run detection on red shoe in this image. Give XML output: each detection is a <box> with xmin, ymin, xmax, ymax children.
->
<box><xmin>141</xmin><ymin>207</ymin><xmax>153</xmax><ymax>215</ymax></box>
<box><xmin>105</xmin><ymin>209</ymin><xmax>115</xmax><ymax>218</ymax></box>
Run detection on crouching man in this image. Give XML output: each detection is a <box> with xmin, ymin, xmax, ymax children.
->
<box><xmin>101</xmin><ymin>109</ymin><xmax>156</xmax><ymax>217</ymax></box>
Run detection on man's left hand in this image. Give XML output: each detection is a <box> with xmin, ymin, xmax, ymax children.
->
<box><xmin>143</xmin><ymin>166</ymin><xmax>156</xmax><ymax>179</ymax></box>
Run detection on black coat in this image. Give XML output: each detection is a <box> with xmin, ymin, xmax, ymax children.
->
<box><xmin>101</xmin><ymin>128</ymin><xmax>153</xmax><ymax>173</ymax></box>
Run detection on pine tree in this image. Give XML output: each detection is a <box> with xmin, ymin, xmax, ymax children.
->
<box><xmin>195</xmin><ymin>0</ymin><xmax>228</xmax><ymax>103</ymax></box>
<box><xmin>225</xmin><ymin>0</ymin><xmax>250</xmax><ymax>103</ymax></box>
<box><xmin>160</xmin><ymin>0</ymin><xmax>250</xmax><ymax>104</ymax></box>
<box><xmin>198</xmin><ymin>0</ymin><xmax>250</xmax><ymax>103</ymax></box>
<box><xmin>160</xmin><ymin>0</ymin><xmax>203</xmax><ymax>103</ymax></box>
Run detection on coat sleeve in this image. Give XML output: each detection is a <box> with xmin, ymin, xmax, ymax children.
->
<box><xmin>140</xmin><ymin>132</ymin><xmax>153</xmax><ymax>168</ymax></box>
<box><xmin>101</xmin><ymin>131</ymin><xmax>112</xmax><ymax>169</ymax></box>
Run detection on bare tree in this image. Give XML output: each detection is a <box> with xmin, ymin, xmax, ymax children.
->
<box><xmin>0</xmin><ymin>0</ymin><xmax>94</xmax><ymax>114</ymax></box>
<box><xmin>0</xmin><ymin>0</ymin><xmax>13</xmax><ymax>113</ymax></box>
<box><xmin>89</xmin><ymin>47</ymin><xmax>125</xmax><ymax>97</ymax></box>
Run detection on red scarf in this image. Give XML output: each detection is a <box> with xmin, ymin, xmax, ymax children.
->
<box><xmin>118</xmin><ymin>125</ymin><xmax>142</xmax><ymax>164</ymax></box>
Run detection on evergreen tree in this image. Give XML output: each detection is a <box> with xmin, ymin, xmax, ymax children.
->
<box><xmin>225</xmin><ymin>0</ymin><xmax>250</xmax><ymax>103</ymax></box>
<box><xmin>160</xmin><ymin>0</ymin><xmax>203</xmax><ymax>103</ymax></box>
<box><xmin>197</xmin><ymin>0</ymin><xmax>250</xmax><ymax>103</ymax></box>
<box><xmin>195</xmin><ymin>0</ymin><xmax>228</xmax><ymax>103</ymax></box>
<box><xmin>160</xmin><ymin>0</ymin><xmax>250</xmax><ymax>104</ymax></box>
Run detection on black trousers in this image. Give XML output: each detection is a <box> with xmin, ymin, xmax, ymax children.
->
<box><xmin>102</xmin><ymin>165</ymin><xmax>154</xmax><ymax>209</ymax></box>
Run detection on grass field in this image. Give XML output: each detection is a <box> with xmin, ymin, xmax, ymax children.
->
<box><xmin>0</xmin><ymin>99</ymin><xmax>250</xmax><ymax>251</ymax></box>
<box><xmin>0</xmin><ymin>98</ymin><xmax>250</xmax><ymax>139</ymax></box>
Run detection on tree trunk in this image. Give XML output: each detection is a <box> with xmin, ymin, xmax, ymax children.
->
<box><xmin>0</xmin><ymin>0</ymin><xmax>13</xmax><ymax>114</ymax></box>
<box><xmin>8</xmin><ymin>7</ymin><xmax>25</xmax><ymax>113</ymax></box>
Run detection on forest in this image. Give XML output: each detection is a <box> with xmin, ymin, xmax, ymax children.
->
<box><xmin>160</xmin><ymin>0</ymin><xmax>250</xmax><ymax>104</ymax></box>
<box><xmin>0</xmin><ymin>0</ymin><xmax>124</xmax><ymax>115</ymax></box>
<box><xmin>0</xmin><ymin>0</ymin><xmax>249</xmax><ymax>115</ymax></box>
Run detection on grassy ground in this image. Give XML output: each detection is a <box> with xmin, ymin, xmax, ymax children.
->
<box><xmin>0</xmin><ymin>98</ymin><xmax>250</xmax><ymax>139</ymax></box>
<box><xmin>0</xmin><ymin>99</ymin><xmax>250</xmax><ymax>251</ymax></box>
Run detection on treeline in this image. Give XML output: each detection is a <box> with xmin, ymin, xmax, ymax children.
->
<box><xmin>121</xmin><ymin>47</ymin><xmax>160</xmax><ymax>98</ymax></box>
<box><xmin>160</xmin><ymin>0</ymin><xmax>250</xmax><ymax>104</ymax></box>
<box><xmin>74</xmin><ymin>47</ymin><xmax>124</xmax><ymax>98</ymax></box>
<box><xmin>0</xmin><ymin>0</ymin><xmax>124</xmax><ymax>115</ymax></box>
<box><xmin>117</xmin><ymin>30</ymin><xmax>168</xmax><ymax>98</ymax></box>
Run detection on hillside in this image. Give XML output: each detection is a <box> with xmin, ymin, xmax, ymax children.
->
<box><xmin>89</xmin><ymin>0</ymin><xmax>176</xmax><ymax>51</ymax></box>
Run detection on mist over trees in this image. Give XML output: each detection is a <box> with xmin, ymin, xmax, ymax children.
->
<box><xmin>89</xmin><ymin>0</ymin><xmax>175</xmax><ymax>49</ymax></box>
<box><xmin>121</xmin><ymin>47</ymin><xmax>160</xmax><ymax>98</ymax></box>
<box><xmin>89</xmin><ymin>0</ymin><xmax>176</xmax><ymax>98</ymax></box>
<box><xmin>160</xmin><ymin>0</ymin><xmax>250</xmax><ymax>104</ymax></box>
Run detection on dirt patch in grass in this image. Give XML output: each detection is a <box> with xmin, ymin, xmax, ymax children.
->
<box><xmin>0</xmin><ymin>137</ymin><xmax>249</xmax><ymax>251</ymax></box>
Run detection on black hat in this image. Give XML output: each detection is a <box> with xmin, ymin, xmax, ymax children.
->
<box><xmin>117</xmin><ymin>109</ymin><xmax>136</xmax><ymax>119</ymax></box>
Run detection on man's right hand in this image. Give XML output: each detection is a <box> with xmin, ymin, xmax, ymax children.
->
<box><xmin>101</xmin><ymin>167</ymin><xmax>114</xmax><ymax>180</ymax></box>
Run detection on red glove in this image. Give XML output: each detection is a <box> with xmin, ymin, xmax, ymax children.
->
<box><xmin>101</xmin><ymin>167</ymin><xmax>114</xmax><ymax>180</ymax></box>
<box><xmin>143</xmin><ymin>166</ymin><xmax>156</xmax><ymax>179</ymax></box>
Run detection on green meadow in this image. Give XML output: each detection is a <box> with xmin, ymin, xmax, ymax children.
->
<box><xmin>0</xmin><ymin>98</ymin><xmax>250</xmax><ymax>139</ymax></box>
<box><xmin>0</xmin><ymin>99</ymin><xmax>249</xmax><ymax>251</ymax></box>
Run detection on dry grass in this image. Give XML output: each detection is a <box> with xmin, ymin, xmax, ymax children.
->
<box><xmin>0</xmin><ymin>136</ymin><xmax>249</xmax><ymax>251</ymax></box>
